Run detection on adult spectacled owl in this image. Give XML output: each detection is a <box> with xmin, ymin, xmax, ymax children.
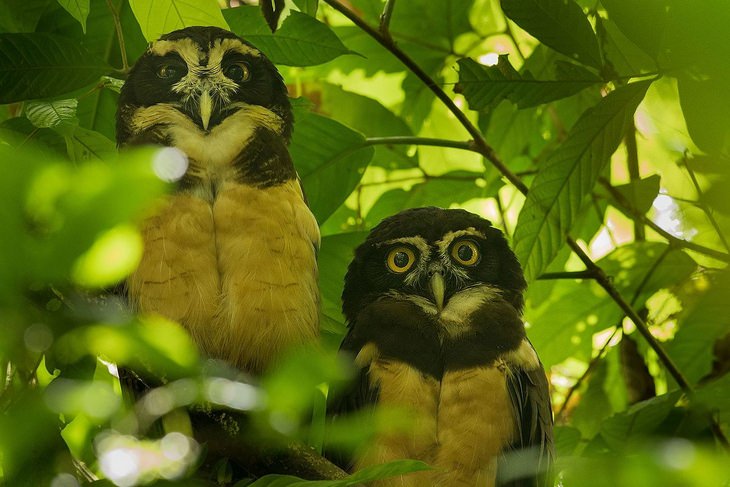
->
<box><xmin>334</xmin><ymin>207</ymin><xmax>553</xmax><ymax>486</ymax></box>
<box><xmin>116</xmin><ymin>26</ymin><xmax>320</xmax><ymax>375</ymax></box>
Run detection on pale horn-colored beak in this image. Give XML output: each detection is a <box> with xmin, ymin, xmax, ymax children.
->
<box><xmin>199</xmin><ymin>91</ymin><xmax>213</xmax><ymax>131</ymax></box>
<box><xmin>429</xmin><ymin>271</ymin><xmax>445</xmax><ymax>312</ymax></box>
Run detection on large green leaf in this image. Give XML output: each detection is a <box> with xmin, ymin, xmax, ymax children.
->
<box><xmin>666</xmin><ymin>270</ymin><xmax>730</xmax><ymax>384</ymax></box>
<box><xmin>457</xmin><ymin>57</ymin><xmax>601</xmax><ymax>110</ymax></box>
<box><xmin>525</xmin><ymin>243</ymin><xmax>696</xmax><ymax>367</ymax></box>
<box><xmin>513</xmin><ymin>81</ymin><xmax>651</xmax><ymax>281</ymax></box>
<box><xmin>677</xmin><ymin>76</ymin><xmax>730</xmax><ymax>156</ymax></box>
<box><xmin>57</xmin><ymin>0</ymin><xmax>90</xmax><ymax>32</ymax></box>
<box><xmin>128</xmin><ymin>0</ymin><xmax>228</xmax><ymax>41</ymax></box>
<box><xmin>290</xmin><ymin>112</ymin><xmax>374</xmax><ymax>223</ymax></box>
<box><xmin>318</xmin><ymin>232</ymin><xmax>368</xmax><ymax>340</ymax></box>
<box><xmin>0</xmin><ymin>33</ymin><xmax>110</xmax><ymax>103</ymax></box>
<box><xmin>223</xmin><ymin>6</ymin><xmax>352</xmax><ymax>66</ymax></box>
<box><xmin>600</xmin><ymin>0</ymin><xmax>667</xmax><ymax>59</ymax></box>
<box><xmin>599</xmin><ymin>392</ymin><xmax>681</xmax><ymax>450</ymax></box>
<box><xmin>389</xmin><ymin>0</ymin><xmax>475</xmax><ymax>52</ymax></box>
<box><xmin>25</xmin><ymin>99</ymin><xmax>78</xmax><ymax>129</ymax></box>
<box><xmin>501</xmin><ymin>0</ymin><xmax>602</xmax><ymax>69</ymax></box>
<box><xmin>0</xmin><ymin>0</ymin><xmax>53</xmax><ymax>32</ymax></box>
<box><xmin>320</xmin><ymin>84</ymin><xmax>418</xmax><ymax>169</ymax></box>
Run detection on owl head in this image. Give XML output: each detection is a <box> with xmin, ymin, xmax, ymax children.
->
<box><xmin>116</xmin><ymin>26</ymin><xmax>292</xmax><ymax>146</ymax></box>
<box><xmin>342</xmin><ymin>207</ymin><xmax>527</xmax><ymax>323</ymax></box>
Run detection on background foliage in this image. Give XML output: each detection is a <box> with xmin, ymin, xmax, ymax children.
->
<box><xmin>1</xmin><ymin>0</ymin><xmax>729</xmax><ymax>485</ymax></box>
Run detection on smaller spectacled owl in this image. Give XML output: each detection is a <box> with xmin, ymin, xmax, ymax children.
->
<box><xmin>334</xmin><ymin>207</ymin><xmax>553</xmax><ymax>487</ymax></box>
<box><xmin>116</xmin><ymin>26</ymin><xmax>319</xmax><ymax>376</ymax></box>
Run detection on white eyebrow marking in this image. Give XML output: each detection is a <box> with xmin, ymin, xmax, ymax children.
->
<box><xmin>376</xmin><ymin>236</ymin><xmax>430</xmax><ymax>257</ymax></box>
<box><xmin>435</xmin><ymin>228</ymin><xmax>487</xmax><ymax>255</ymax></box>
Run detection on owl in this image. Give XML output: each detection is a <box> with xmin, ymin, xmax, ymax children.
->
<box><xmin>334</xmin><ymin>207</ymin><xmax>553</xmax><ymax>486</ymax></box>
<box><xmin>116</xmin><ymin>26</ymin><xmax>320</xmax><ymax>375</ymax></box>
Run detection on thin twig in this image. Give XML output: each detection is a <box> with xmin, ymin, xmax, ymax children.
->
<box><xmin>105</xmin><ymin>0</ymin><xmax>129</xmax><ymax>72</ymax></box>
<box><xmin>379</xmin><ymin>0</ymin><xmax>396</xmax><ymax>41</ymax></box>
<box><xmin>599</xmin><ymin>178</ymin><xmax>730</xmax><ymax>263</ymax></box>
<box><xmin>363</xmin><ymin>136</ymin><xmax>478</xmax><ymax>153</ymax></box>
<box><xmin>556</xmin><ymin>326</ymin><xmax>620</xmax><ymax>420</ymax></box>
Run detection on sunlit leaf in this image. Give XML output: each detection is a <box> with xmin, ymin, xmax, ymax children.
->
<box><xmin>501</xmin><ymin>0</ymin><xmax>602</xmax><ymax>69</ymax></box>
<box><xmin>128</xmin><ymin>0</ymin><xmax>228</xmax><ymax>42</ymax></box>
<box><xmin>57</xmin><ymin>0</ymin><xmax>91</xmax><ymax>33</ymax></box>
<box><xmin>666</xmin><ymin>269</ymin><xmax>730</xmax><ymax>384</ymax></box>
<box><xmin>223</xmin><ymin>6</ymin><xmax>353</xmax><ymax>66</ymax></box>
<box><xmin>457</xmin><ymin>57</ymin><xmax>601</xmax><ymax>110</ymax></box>
<box><xmin>525</xmin><ymin>243</ymin><xmax>696</xmax><ymax>367</ymax></box>
<box><xmin>0</xmin><ymin>33</ymin><xmax>110</xmax><ymax>103</ymax></box>
<box><xmin>290</xmin><ymin>111</ymin><xmax>374</xmax><ymax>223</ymax></box>
<box><xmin>293</xmin><ymin>0</ymin><xmax>318</xmax><ymax>16</ymax></box>
<box><xmin>25</xmin><ymin>99</ymin><xmax>78</xmax><ymax>129</ymax></box>
<box><xmin>513</xmin><ymin>81</ymin><xmax>651</xmax><ymax>281</ymax></box>
<box><xmin>72</xmin><ymin>224</ymin><xmax>143</xmax><ymax>288</ymax></box>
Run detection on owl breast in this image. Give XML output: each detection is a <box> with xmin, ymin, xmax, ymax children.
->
<box><xmin>126</xmin><ymin>106</ymin><xmax>320</xmax><ymax>374</ymax></box>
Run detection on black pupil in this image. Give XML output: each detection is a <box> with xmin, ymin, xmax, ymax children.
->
<box><xmin>393</xmin><ymin>251</ymin><xmax>410</xmax><ymax>268</ymax></box>
<box><xmin>160</xmin><ymin>65</ymin><xmax>179</xmax><ymax>78</ymax></box>
<box><xmin>226</xmin><ymin>64</ymin><xmax>245</xmax><ymax>80</ymax></box>
<box><xmin>457</xmin><ymin>244</ymin><xmax>473</xmax><ymax>262</ymax></box>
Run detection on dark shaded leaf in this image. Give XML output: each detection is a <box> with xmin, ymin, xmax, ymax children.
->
<box><xmin>600</xmin><ymin>392</ymin><xmax>681</xmax><ymax>450</ymax></box>
<box><xmin>595</xmin><ymin>175</ymin><xmax>661</xmax><ymax>214</ymax></box>
<box><xmin>0</xmin><ymin>33</ymin><xmax>110</xmax><ymax>103</ymax></box>
<box><xmin>290</xmin><ymin>111</ymin><xmax>374</xmax><ymax>223</ymax></box>
<box><xmin>224</xmin><ymin>7</ymin><xmax>353</xmax><ymax>66</ymax></box>
<box><xmin>678</xmin><ymin>76</ymin><xmax>730</xmax><ymax>156</ymax></box>
<box><xmin>501</xmin><ymin>0</ymin><xmax>602</xmax><ymax>69</ymax></box>
<box><xmin>513</xmin><ymin>81</ymin><xmax>651</xmax><ymax>281</ymax></box>
<box><xmin>260</xmin><ymin>0</ymin><xmax>286</xmax><ymax>32</ymax></box>
<box><xmin>600</xmin><ymin>0</ymin><xmax>667</xmax><ymax>58</ymax></box>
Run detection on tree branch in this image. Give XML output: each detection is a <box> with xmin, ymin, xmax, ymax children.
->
<box><xmin>322</xmin><ymin>0</ymin><xmax>528</xmax><ymax>194</ymax></box>
<box><xmin>537</xmin><ymin>270</ymin><xmax>597</xmax><ymax>280</ymax></box>
<box><xmin>379</xmin><ymin>0</ymin><xmax>396</xmax><ymax>41</ymax></box>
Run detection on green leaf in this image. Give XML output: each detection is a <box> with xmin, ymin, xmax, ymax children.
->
<box><xmin>595</xmin><ymin>175</ymin><xmax>661</xmax><ymax>214</ymax></box>
<box><xmin>248</xmin><ymin>460</ymin><xmax>431</xmax><ymax>486</ymax></box>
<box><xmin>513</xmin><ymin>81</ymin><xmax>651</xmax><ymax>281</ymax></box>
<box><xmin>0</xmin><ymin>33</ymin><xmax>110</xmax><ymax>103</ymax></box>
<box><xmin>63</xmin><ymin>126</ymin><xmax>117</xmax><ymax>161</ymax></box>
<box><xmin>293</xmin><ymin>0</ymin><xmax>318</xmax><ymax>16</ymax></box>
<box><xmin>525</xmin><ymin>243</ymin><xmax>696</xmax><ymax>367</ymax></box>
<box><xmin>554</xmin><ymin>426</ymin><xmax>582</xmax><ymax>457</ymax></box>
<box><xmin>366</xmin><ymin>171</ymin><xmax>496</xmax><ymax>226</ymax></box>
<box><xmin>290</xmin><ymin>111</ymin><xmax>374</xmax><ymax>223</ymax></box>
<box><xmin>0</xmin><ymin>0</ymin><xmax>53</xmax><ymax>32</ymax></box>
<box><xmin>600</xmin><ymin>0</ymin><xmax>667</xmax><ymax>59</ymax></box>
<box><xmin>128</xmin><ymin>0</ymin><xmax>229</xmax><ymax>42</ymax></box>
<box><xmin>457</xmin><ymin>57</ymin><xmax>601</xmax><ymax>110</ymax></box>
<box><xmin>223</xmin><ymin>7</ymin><xmax>352</xmax><ymax>66</ymax></box>
<box><xmin>25</xmin><ymin>99</ymin><xmax>79</xmax><ymax>129</ymax></box>
<box><xmin>320</xmin><ymin>84</ymin><xmax>418</xmax><ymax>169</ymax></box>
<box><xmin>600</xmin><ymin>392</ymin><xmax>681</xmax><ymax>450</ymax></box>
<box><xmin>318</xmin><ymin>232</ymin><xmax>368</xmax><ymax>339</ymax></box>
<box><xmin>677</xmin><ymin>76</ymin><xmax>730</xmax><ymax>156</ymax></box>
<box><xmin>57</xmin><ymin>0</ymin><xmax>90</xmax><ymax>32</ymax></box>
<box><xmin>389</xmin><ymin>0</ymin><xmax>475</xmax><ymax>52</ymax></box>
<box><xmin>694</xmin><ymin>374</ymin><xmax>730</xmax><ymax>418</ymax></box>
<box><xmin>501</xmin><ymin>0</ymin><xmax>602</xmax><ymax>69</ymax></box>
<box><xmin>666</xmin><ymin>270</ymin><xmax>730</xmax><ymax>384</ymax></box>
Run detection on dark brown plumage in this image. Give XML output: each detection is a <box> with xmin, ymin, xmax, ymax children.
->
<box><xmin>332</xmin><ymin>207</ymin><xmax>553</xmax><ymax>486</ymax></box>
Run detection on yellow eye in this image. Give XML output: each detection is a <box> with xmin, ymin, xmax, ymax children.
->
<box><xmin>451</xmin><ymin>240</ymin><xmax>480</xmax><ymax>266</ymax></box>
<box><xmin>386</xmin><ymin>247</ymin><xmax>416</xmax><ymax>274</ymax></box>
<box><xmin>224</xmin><ymin>62</ymin><xmax>251</xmax><ymax>82</ymax></box>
